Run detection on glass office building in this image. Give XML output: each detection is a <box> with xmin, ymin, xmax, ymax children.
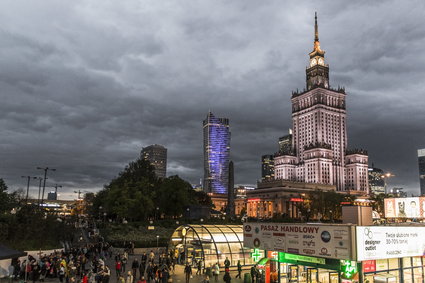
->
<box><xmin>169</xmin><ymin>224</ymin><xmax>255</xmax><ymax>267</ymax></box>
<box><xmin>203</xmin><ymin>112</ymin><xmax>230</xmax><ymax>194</ymax></box>
<box><xmin>419</xmin><ymin>149</ymin><xmax>425</xmax><ymax>196</ymax></box>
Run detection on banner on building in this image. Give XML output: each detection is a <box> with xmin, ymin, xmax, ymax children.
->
<box><xmin>243</xmin><ymin>223</ymin><xmax>354</xmax><ymax>260</ymax></box>
<box><xmin>384</xmin><ymin>197</ymin><xmax>425</xmax><ymax>218</ymax></box>
<box><xmin>356</xmin><ymin>226</ymin><xmax>425</xmax><ymax>261</ymax></box>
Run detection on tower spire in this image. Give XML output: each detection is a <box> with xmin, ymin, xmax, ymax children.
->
<box><xmin>315</xmin><ymin>12</ymin><xmax>319</xmax><ymax>42</ymax></box>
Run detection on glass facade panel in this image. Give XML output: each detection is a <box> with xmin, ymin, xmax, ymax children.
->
<box><xmin>388</xmin><ymin>258</ymin><xmax>399</xmax><ymax>269</ymax></box>
<box><xmin>412</xmin><ymin>257</ymin><xmax>422</xmax><ymax>267</ymax></box>
<box><xmin>403</xmin><ymin>257</ymin><xmax>412</xmax><ymax>268</ymax></box>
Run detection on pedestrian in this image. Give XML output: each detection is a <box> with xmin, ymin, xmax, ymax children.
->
<box><xmin>102</xmin><ymin>266</ymin><xmax>110</xmax><ymax>283</ymax></box>
<box><xmin>149</xmin><ymin>251</ymin><xmax>155</xmax><ymax>264</ymax></box>
<box><xmin>250</xmin><ymin>265</ymin><xmax>257</xmax><ymax>283</ymax></box>
<box><xmin>125</xmin><ymin>271</ymin><xmax>133</xmax><ymax>283</ymax></box>
<box><xmin>196</xmin><ymin>260</ymin><xmax>202</xmax><ymax>275</ymax></box>
<box><xmin>184</xmin><ymin>264</ymin><xmax>192</xmax><ymax>283</ymax></box>
<box><xmin>59</xmin><ymin>264</ymin><xmax>65</xmax><ymax>283</ymax></box>
<box><xmin>236</xmin><ymin>260</ymin><xmax>242</xmax><ymax>279</ymax></box>
<box><xmin>131</xmin><ymin>258</ymin><xmax>139</xmax><ymax>279</ymax></box>
<box><xmin>115</xmin><ymin>260</ymin><xmax>122</xmax><ymax>279</ymax></box>
<box><xmin>212</xmin><ymin>263</ymin><xmax>219</xmax><ymax>282</ymax></box>
<box><xmin>122</xmin><ymin>253</ymin><xmax>128</xmax><ymax>272</ymax></box>
<box><xmin>138</xmin><ymin>276</ymin><xmax>147</xmax><ymax>283</ymax></box>
<box><xmin>224</xmin><ymin>258</ymin><xmax>230</xmax><ymax>269</ymax></box>
<box><xmin>202</xmin><ymin>276</ymin><xmax>209</xmax><ymax>283</ymax></box>
<box><xmin>223</xmin><ymin>272</ymin><xmax>231</xmax><ymax>283</ymax></box>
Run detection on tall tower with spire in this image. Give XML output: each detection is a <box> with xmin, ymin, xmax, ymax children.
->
<box><xmin>273</xmin><ymin>13</ymin><xmax>369</xmax><ymax>193</ymax></box>
<box><xmin>306</xmin><ymin>12</ymin><xmax>329</xmax><ymax>90</ymax></box>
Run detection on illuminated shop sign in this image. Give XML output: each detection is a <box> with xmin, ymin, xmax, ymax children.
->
<box><xmin>243</xmin><ymin>223</ymin><xmax>354</xmax><ymax>260</ymax></box>
<box><xmin>356</xmin><ymin>226</ymin><xmax>425</xmax><ymax>260</ymax></box>
<box><xmin>384</xmin><ymin>197</ymin><xmax>425</xmax><ymax>218</ymax></box>
<box><xmin>340</xmin><ymin>260</ymin><xmax>358</xmax><ymax>280</ymax></box>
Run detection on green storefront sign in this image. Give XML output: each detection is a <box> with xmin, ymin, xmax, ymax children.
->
<box><xmin>277</xmin><ymin>252</ymin><xmax>340</xmax><ymax>271</ymax></box>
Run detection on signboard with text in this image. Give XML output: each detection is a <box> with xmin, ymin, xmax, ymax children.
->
<box><xmin>356</xmin><ymin>226</ymin><xmax>425</xmax><ymax>261</ymax></box>
<box><xmin>384</xmin><ymin>197</ymin><xmax>425</xmax><ymax>218</ymax></box>
<box><xmin>243</xmin><ymin>223</ymin><xmax>354</xmax><ymax>260</ymax></box>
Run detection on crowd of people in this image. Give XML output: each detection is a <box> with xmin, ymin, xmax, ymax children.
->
<box><xmin>8</xmin><ymin>242</ymin><xmax>113</xmax><ymax>283</ymax></box>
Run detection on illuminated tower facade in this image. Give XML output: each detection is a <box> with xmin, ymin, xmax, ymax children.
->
<box><xmin>419</xmin><ymin>149</ymin><xmax>425</xmax><ymax>195</ymax></box>
<box><xmin>274</xmin><ymin>13</ymin><xmax>369</xmax><ymax>193</ymax></box>
<box><xmin>203</xmin><ymin>112</ymin><xmax>231</xmax><ymax>194</ymax></box>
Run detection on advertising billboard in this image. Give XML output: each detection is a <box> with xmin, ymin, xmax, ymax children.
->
<box><xmin>243</xmin><ymin>223</ymin><xmax>354</xmax><ymax>260</ymax></box>
<box><xmin>356</xmin><ymin>226</ymin><xmax>425</xmax><ymax>261</ymax></box>
<box><xmin>384</xmin><ymin>197</ymin><xmax>425</xmax><ymax>218</ymax></box>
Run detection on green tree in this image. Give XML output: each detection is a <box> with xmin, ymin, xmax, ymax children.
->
<box><xmin>157</xmin><ymin>175</ymin><xmax>193</xmax><ymax>218</ymax></box>
<box><xmin>92</xmin><ymin>158</ymin><xmax>159</xmax><ymax>221</ymax></box>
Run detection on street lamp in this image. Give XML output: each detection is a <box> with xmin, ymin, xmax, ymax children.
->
<box><xmin>21</xmin><ymin>176</ymin><xmax>37</xmax><ymax>203</ymax></box>
<box><xmin>36</xmin><ymin>177</ymin><xmax>43</xmax><ymax>205</ymax></box>
<box><xmin>36</xmin><ymin>167</ymin><xmax>56</xmax><ymax>205</ymax></box>
<box><xmin>156</xmin><ymin>235</ymin><xmax>159</xmax><ymax>250</ymax></box>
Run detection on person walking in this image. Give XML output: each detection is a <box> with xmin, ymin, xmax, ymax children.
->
<box><xmin>224</xmin><ymin>258</ymin><xmax>230</xmax><ymax>269</ymax></box>
<box><xmin>122</xmin><ymin>253</ymin><xmax>128</xmax><ymax>273</ymax></box>
<box><xmin>223</xmin><ymin>272</ymin><xmax>231</xmax><ymax>283</ymax></box>
<box><xmin>125</xmin><ymin>271</ymin><xmax>133</xmax><ymax>283</ymax></box>
<box><xmin>250</xmin><ymin>265</ymin><xmax>257</xmax><ymax>283</ymax></box>
<box><xmin>115</xmin><ymin>260</ymin><xmax>122</xmax><ymax>279</ymax></box>
<box><xmin>196</xmin><ymin>260</ymin><xmax>202</xmax><ymax>275</ymax></box>
<box><xmin>102</xmin><ymin>266</ymin><xmax>110</xmax><ymax>283</ymax></box>
<box><xmin>212</xmin><ymin>263</ymin><xmax>219</xmax><ymax>282</ymax></box>
<box><xmin>235</xmin><ymin>260</ymin><xmax>242</xmax><ymax>279</ymax></box>
<box><xmin>131</xmin><ymin>258</ymin><xmax>139</xmax><ymax>279</ymax></box>
<box><xmin>184</xmin><ymin>264</ymin><xmax>192</xmax><ymax>283</ymax></box>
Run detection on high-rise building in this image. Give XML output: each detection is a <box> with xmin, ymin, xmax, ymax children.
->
<box><xmin>203</xmin><ymin>112</ymin><xmax>230</xmax><ymax>194</ymax></box>
<box><xmin>278</xmin><ymin>130</ymin><xmax>293</xmax><ymax>154</ymax></box>
<box><xmin>419</xmin><ymin>149</ymin><xmax>425</xmax><ymax>195</ymax></box>
<box><xmin>261</xmin><ymin>155</ymin><xmax>275</xmax><ymax>181</ymax></box>
<box><xmin>141</xmin><ymin>144</ymin><xmax>167</xmax><ymax>178</ymax></box>
<box><xmin>368</xmin><ymin>165</ymin><xmax>385</xmax><ymax>195</ymax></box>
<box><xmin>273</xmin><ymin>13</ymin><xmax>369</xmax><ymax>193</ymax></box>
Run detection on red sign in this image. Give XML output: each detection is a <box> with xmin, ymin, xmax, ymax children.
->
<box><xmin>340</xmin><ymin>202</ymin><xmax>351</xmax><ymax>205</ymax></box>
<box><xmin>362</xmin><ymin>260</ymin><xmax>376</xmax><ymax>273</ymax></box>
<box><xmin>290</xmin><ymin>198</ymin><xmax>304</xmax><ymax>202</ymax></box>
<box><xmin>248</xmin><ymin>198</ymin><xmax>261</xmax><ymax>202</ymax></box>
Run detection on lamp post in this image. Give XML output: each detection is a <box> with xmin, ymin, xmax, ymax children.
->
<box><xmin>156</xmin><ymin>235</ymin><xmax>159</xmax><ymax>251</ymax></box>
<box><xmin>21</xmin><ymin>176</ymin><xmax>37</xmax><ymax>203</ymax></box>
<box><xmin>37</xmin><ymin>167</ymin><xmax>56</xmax><ymax>205</ymax></box>
<box><xmin>37</xmin><ymin>177</ymin><xmax>43</xmax><ymax>205</ymax></box>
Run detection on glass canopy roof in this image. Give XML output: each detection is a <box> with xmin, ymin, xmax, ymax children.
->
<box><xmin>169</xmin><ymin>224</ymin><xmax>255</xmax><ymax>267</ymax></box>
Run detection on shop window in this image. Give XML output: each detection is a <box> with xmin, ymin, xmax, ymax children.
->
<box><xmin>412</xmin><ymin>256</ymin><xmax>422</xmax><ymax>267</ymax></box>
<box><xmin>388</xmin><ymin>258</ymin><xmax>399</xmax><ymax>269</ymax></box>
<box><xmin>403</xmin><ymin>257</ymin><xmax>412</xmax><ymax>268</ymax></box>
<box><xmin>376</xmin><ymin>259</ymin><xmax>389</xmax><ymax>271</ymax></box>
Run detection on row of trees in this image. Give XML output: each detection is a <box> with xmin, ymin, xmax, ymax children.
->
<box><xmin>91</xmin><ymin>157</ymin><xmax>212</xmax><ymax>221</ymax></box>
<box><xmin>0</xmin><ymin>178</ymin><xmax>75</xmax><ymax>250</ymax></box>
<box><xmin>294</xmin><ymin>190</ymin><xmax>356</xmax><ymax>221</ymax></box>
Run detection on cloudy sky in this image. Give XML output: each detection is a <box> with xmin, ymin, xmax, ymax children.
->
<box><xmin>1</xmin><ymin>0</ymin><xmax>424</xmax><ymax>199</ymax></box>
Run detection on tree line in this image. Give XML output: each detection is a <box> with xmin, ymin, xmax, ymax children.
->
<box><xmin>91</xmin><ymin>157</ymin><xmax>212</xmax><ymax>221</ymax></box>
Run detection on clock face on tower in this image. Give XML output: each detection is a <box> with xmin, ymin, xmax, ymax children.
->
<box><xmin>310</xmin><ymin>58</ymin><xmax>317</xmax><ymax>67</ymax></box>
<box><xmin>318</xmin><ymin>58</ymin><xmax>324</xmax><ymax>65</ymax></box>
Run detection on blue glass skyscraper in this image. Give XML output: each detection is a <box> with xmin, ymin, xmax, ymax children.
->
<box><xmin>203</xmin><ymin>112</ymin><xmax>230</xmax><ymax>194</ymax></box>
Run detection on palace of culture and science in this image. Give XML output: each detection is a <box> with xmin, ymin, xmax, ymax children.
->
<box><xmin>252</xmin><ymin>14</ymin><xmax>369</xmax><ymax>217</ymax></box>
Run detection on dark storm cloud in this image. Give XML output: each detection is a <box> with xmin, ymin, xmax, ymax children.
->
<box><xmin>0</xmin><ymin>0</ymin><xmax>424</xmax><ymax>198</ymax></box>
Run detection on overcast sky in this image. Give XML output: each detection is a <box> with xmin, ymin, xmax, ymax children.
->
<box><xmin>1</xmin><ymin>0</ymin><xmax>425</xmax><ymax>199</ymax></box>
